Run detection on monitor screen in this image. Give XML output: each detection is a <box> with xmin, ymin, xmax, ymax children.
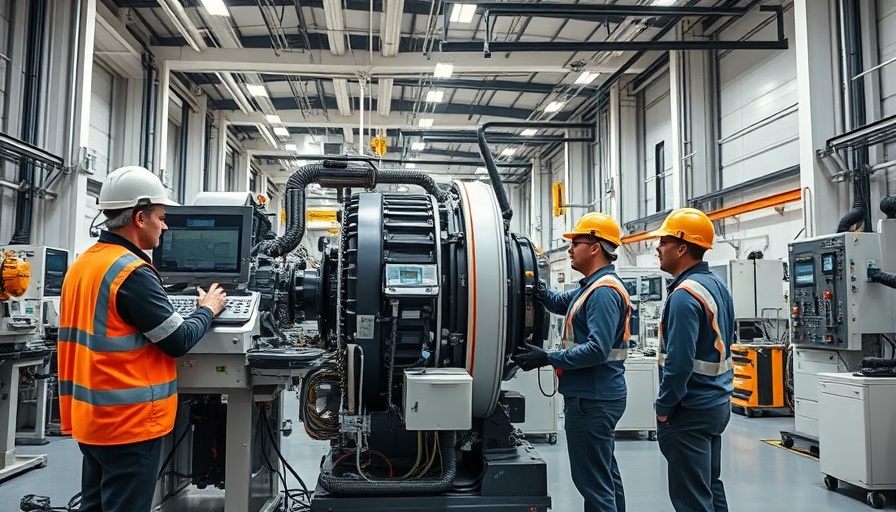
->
<box><xmin>793</xmin><ymin>257</ymin><xmax>815</xmax><ymax>287</ymax></box>
<box><xmin>152</xmin><ymin>206</ymin><xmax>253</xmax><ymax>285</ymax></box>
<box><xmin>44</xmin><ymin>248</ymin><xmax>69</xmax><ymax>296</ymax></box>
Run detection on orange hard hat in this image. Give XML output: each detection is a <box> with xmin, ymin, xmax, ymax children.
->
<box><xmin>648</xmin><ymin>208</ymin><xmax>715</xmax><ymax>249</ymax></box>
<box><xmin>562</xmin><ymin>212</ymin><xmax>621</xmax><ymax>247</ymax></box>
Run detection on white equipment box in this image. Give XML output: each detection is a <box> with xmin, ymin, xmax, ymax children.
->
<box><xmin>818</xmin><ymin>372</ymin><xmax>896</xmax><ymax>507</ymax></box>
<box><xmin>616</xmin><ymin>355</ymin><xmax>659</xmax><ymax>439</ymax></box>
<box><xmin>793</xmin><ymin>348</ymin><xmax>862</xmax><ymax>437</ymax></box>
<box><xmin>404</xmin><ymin>368</ymin><xmax>473</xmax><ymax>430</ymax></box>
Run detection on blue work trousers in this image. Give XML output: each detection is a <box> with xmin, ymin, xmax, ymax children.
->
<box><xmin>78</xmin><ymin>437</ymin><xmax>162</xmax><ymax>512</ymax></box>
<box><xmin>564</xmin><ymin>396</ymin><xmax>627</xmax><ymax>512</ymax></box>
<box><xmin>657</xmin><ymin>401</ymin><xmax>731</xmax><ymax>512</ymax></box>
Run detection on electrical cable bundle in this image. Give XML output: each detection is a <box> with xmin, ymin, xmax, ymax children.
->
<box><xmin>301</xmin><ymin>357</ymin><xmax>341</xmax><ymax>440</ymax></box>
<box><xmin>254</xmin><ymin>403</ymin><xmax>313</xmax><ymax>511</ymax></box>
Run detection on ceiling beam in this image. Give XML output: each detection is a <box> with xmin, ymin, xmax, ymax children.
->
<box><xmin>226</xmin><ymin>110</ymin><xmax>526</xmax><ymax>130</ymax></box>
<box><xmin>150</xmin><ymin>46</ymin><xmax>647</xmax><ymax>76</ymax></box>
<box><xmin>116</xmin><ymin>0</ymin><xmax>435</xmax><ymax>15</ymax></box>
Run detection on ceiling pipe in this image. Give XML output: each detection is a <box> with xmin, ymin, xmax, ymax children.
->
<box><xmin>467</xmin><ymin>2</ymin><xmax>750</xmax><ymax>17</ymax></box>
<box><xmin>441</xmin><ymin>38</ymin><xmax>788</xmax><ymax>53</ymax></box>
<box><xmin>157</xmin><ymin>0</ymin><xmax>206</xmax><ymax>52</ymax></box>
<box><xmin>441</xmin><ymin>4</ymin><xmax>786</xmax><ymax>56</ymax></box>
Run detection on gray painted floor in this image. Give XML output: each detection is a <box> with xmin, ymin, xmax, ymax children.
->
<box><xmin>2</xmin><ymin>407</ymin><xmax>892</xmax><ymax>511</ymax></box>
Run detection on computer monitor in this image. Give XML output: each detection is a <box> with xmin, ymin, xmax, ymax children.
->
<box><xmin>152</xmin><ymin>206</ymin><xmax>254</xmax><ymax>285</ymax></box>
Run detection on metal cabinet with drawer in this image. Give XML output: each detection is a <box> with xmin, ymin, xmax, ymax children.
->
<box><xmin>818</xmin><ymin>373</ymin><xmax>896</xmax><ymax>508</ymax></box>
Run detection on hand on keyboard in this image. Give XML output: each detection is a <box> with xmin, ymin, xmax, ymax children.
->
<box><xmin>197</xmin><ymin>283</ymin><xmax>227</xmax><ymax>316</ymax></box>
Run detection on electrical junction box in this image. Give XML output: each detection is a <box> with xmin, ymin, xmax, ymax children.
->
<box><xmin>403</xmin><ymin>368</ymin><xmax>472</xmax><ymax>430</ymax></box>
<box><xmin>788</xmin><ymin>232</ymin><xmax>895</xmax><ymax>350</ymax></box>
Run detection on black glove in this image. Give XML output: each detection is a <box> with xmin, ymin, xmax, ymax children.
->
<box><xmin>512</xmin><ymin>343</ymin><xmax>549</xmax><ymax>371</ymax></box>
<box><xmin>532</xmin><ymin>279</ymin><xmax>547</xmax><ymax>303</ymax></box>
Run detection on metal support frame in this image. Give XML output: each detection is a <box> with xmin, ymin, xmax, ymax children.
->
<box><xmin>0</xmin><ymin>353</ymin><xmax>50</xmax><ymax>481</ymax></box>
<box><xmin>441</xmin><ymin>5</ymin><xmax>787</xmax><ymax>56</ymax></box>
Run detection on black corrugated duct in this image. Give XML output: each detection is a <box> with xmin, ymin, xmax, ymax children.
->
<box><xmin>257</xmin><ymin>161</ymin><xmax>448</xmax><ymax>258</ymax></box>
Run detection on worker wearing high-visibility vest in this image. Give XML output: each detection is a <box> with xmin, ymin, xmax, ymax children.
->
<box><xmin>649</xmin><ymin>208</ymin><xmax>735</xmax><ymax>512</ymax></box>
<box><xmin>514</xmin><ymin>212</ymin><xmax>631</xmax><ymax>512</ymax></box>
<box><xmin>58</xmin><ymin>166</ymin><xmax>227</xmax><ymax>512</ymax></box>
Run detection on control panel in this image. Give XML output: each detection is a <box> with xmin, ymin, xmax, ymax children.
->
<box><xmin>169</xmin><ymin>292</ymin><xmax>260</xmax><ymax>325</ymax></box>
<box><xmin>789</xmin><ymin>233</ymin><xmax>894</xmax><ymax>350</ymax></box>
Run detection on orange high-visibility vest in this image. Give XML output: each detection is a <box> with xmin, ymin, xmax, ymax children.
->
<box><xmin>557</xmin><ymin>274</ymin><xmax>633</xmax><ymax>376</ymax></box>
<box><xmin>58</xmin><ymin>243</ymin><xmax>178</xmax><ymax>445</ymax></box>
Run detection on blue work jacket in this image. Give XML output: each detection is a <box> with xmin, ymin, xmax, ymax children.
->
<box><xmin>543</xmin><ymin>264</ymin><xmax>628</xmax><ymax>401</ymax></box>
<box><xmin>655</xmin><ymin>262</ymin><xmax>735</xmax><ymax>417</ymax></box>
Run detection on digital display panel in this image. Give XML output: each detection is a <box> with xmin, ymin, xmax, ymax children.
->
<box><xmin>822</xmin><ymin>253</ymin><xmax>835</xmax><ymax>274</ymax></box>
<box><xmin>385</xmin><ymin>264</ymin><xmax>438</xmax><ymax>287</ymax></box>
<box><xmin>794</xmin><ymin>258</ymin><xmax>816</xmax><ymax>287</ymax></box>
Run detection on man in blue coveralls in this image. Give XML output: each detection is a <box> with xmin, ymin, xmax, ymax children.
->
<box><xmin>514</xmin><ymin>212</ymin><xmax>632</xmax><ymax>512</ymax></box>
<box><xmin>649</xmin><ymin>208</ymin><xmax>735</xmax><ymax>512</ymax></box>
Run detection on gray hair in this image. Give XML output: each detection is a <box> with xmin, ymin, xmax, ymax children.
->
<box><xmin>103</xmin><ymin>208</ymin><xmax>134</xmax><ymax>229</ymax></box>
<box><xmin>599</xmin><ymin>240</ymin><xmax>618</xmax><ymax>262</ymax></box>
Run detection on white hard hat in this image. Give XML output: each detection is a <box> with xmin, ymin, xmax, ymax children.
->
<box><xmin>97</xmin><ymin>166</ymin><xmax>179</xmax><ymax>210</ymax></box>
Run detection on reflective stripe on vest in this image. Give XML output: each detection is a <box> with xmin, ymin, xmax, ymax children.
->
<box><xmin>657</xmin><ymin>279</ymin><xmax>733</xmax><ymax>376</ymax></box>
<box><xmin>58</xmin><ymin>244</ymin><xmax>178</xmax><ymax>445</ymax></box>
<box><xmin>561</xmin><ymin>274</ymin><xmax>632</xmax><ymax>362</ymax></box>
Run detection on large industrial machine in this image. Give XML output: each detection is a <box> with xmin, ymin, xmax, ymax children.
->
<box><xmin>153</xmin><ymin>157</ymin><xmax>552</xmax><ymax>512</ymax></box>
<box><xmin>0</xmin><ymin>245</ymin><xmax>66</xmax><ymax>480</ymax></box>
<box><xmin>782</xmin><ymin>197</ymin><xmax>896</xmax><ymax>455</ymax></box>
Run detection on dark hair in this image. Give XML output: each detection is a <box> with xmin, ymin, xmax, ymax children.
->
<box><xmin>683</xmin><ymin>240</ymin><xmax>707</xmax><ymax>260</ymax></box>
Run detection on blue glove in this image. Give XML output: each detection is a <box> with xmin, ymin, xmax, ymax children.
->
<box><xmin>512</xmin><ymin>343</ymin><xmax>549</xmax><ymax>371</ymax></box>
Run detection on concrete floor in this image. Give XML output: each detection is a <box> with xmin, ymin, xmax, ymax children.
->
<box><xmin>1</xmin><ymin>407</ymin><xmax>892</xmax><ymax>511</ymax></box>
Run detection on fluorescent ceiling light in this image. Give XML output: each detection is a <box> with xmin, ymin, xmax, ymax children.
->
<box><xmin>418</xmin><ymin>118</ymin><xmax>434</xmax><ymax>128</ymax></box>
<box><xmin>265</xmin><ymin>114</ymin><xmax>282</xmax><ymax>124</ymax></box>
<box><xmin>575</xmin><ymin>72</ymin><xmax>599</xmax><ymax>85</ymax></box>
<box><xmin>273</xmin><ymin>126</ymin><xmax>290</xmax><ymax>137</ymax></box>
<box><xmin>653</xmin><ymin>0</ymin><xmax>677</xmax><ymax>5</ymax></box>
<box><xmin>405</xmin><ymin>163</ymin><xmax>417</xmax><ymax>169</ymax></box>
<box><xmin>201</xmin><ymin>0</ymin><xmax>230</xmax><ymax>16</ymax></box>
<box><xmin>411</xmin><ymin>141</ymin><xmax>426</xmax><ymax>151</ymax></box>
<box><xmin>434</xmin><ymin>62</ymin><xmax>454</xmax><ymax>78</ymax></box>
<box><xmin>521</xmin><ymin>129</ymin><xmax>538</xmax><ymax>137</ymax></box>
<box><xmin>545</xmin><ymin>101</ymin><xmax>566</xmax><ymax>113</ymax></box>
<box><xmin>450</xmin><ymin>4</ymin><xmax>477</xmax><ymax>23</ymax></box>
<box><xmin>426</xmin><ymin>90</ymin><xmax>444</xmax><ymax>103</ymax></box>
<box><xmin>285</xmin><ymin>143</ymin><xmax>298</xmax><ymax>151</ymax></box>
<box><xmin>475</xmin><ymin>166</ymin><xmax>488</xmax><ymax>174</ymax></box>
<box><xmin>501</xmin><ymin>148</ymin><xmax>516</xmax><ymax>157</ymax></box>
<box><xmin>246</xmin><ymin>84</ymin><xmax>269</xmax><ymax>97</ymax></box>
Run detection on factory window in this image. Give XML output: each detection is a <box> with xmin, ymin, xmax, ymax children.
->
<box><xmin>654</xmin><ymin>141</ymin><xmax>665</xmax><ymax>212</ymax></box>
<box><xmin>249</xmin><ymin>169</ymin><xmax>258</xmax><ymax>193</ymax></box>
<box><xmin>224</xmin><ymin>145</ymin><xmax>237</xmax><ymax>191</ymax></box>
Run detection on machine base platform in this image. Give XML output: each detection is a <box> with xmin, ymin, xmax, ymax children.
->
<box><xmin>310</xmin><ymin>490</ymin><xmax>551</xmax><ymax>511</ymax></box>
<box><xmin>0</xmin><ymin>453</ymin><xmax>47</xmax><ymax>482</ymax></box>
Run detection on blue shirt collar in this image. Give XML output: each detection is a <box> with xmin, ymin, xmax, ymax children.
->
<box><xmin>579</xmin><ymin>263</ymin><xmax>616</xmax><ymax>288</ymax></box>
<box><xmin>667</xmin><ymin>261</ymin><xmax>709</xmax><ymax>292</ymax></box>
<box><xmin>99</xmin><ymin>230</ymin><xmax>152</xmax><ymax>265</ymax></box>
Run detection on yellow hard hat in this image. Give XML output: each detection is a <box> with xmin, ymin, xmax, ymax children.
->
<box><xmin>562</xmin><ymin>212</ymin><xmax>621</xmax><ymax>246</ymax></box>
<box><xmin>648</xmin><ymin>208</ymin><xmax>715</xmax><ymax>249</ymax></box>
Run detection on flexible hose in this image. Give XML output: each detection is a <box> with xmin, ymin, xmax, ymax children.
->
<box><xmin>257</xmin><ymin>162</ymin><xmax>448</xmax><ymax>258</ymax></box>
<box><xmin>836</xmin><ymin>206</ymin><xmax>865</xmax><ymax>233</ymax></box>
